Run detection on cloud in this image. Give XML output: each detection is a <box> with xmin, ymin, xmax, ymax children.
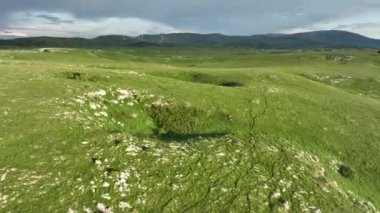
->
<box><xmin>0</xmin><ymin>0</ymin><xmax>379</xmax><ymax>38</ymax></box>
<box><xmin>333</xmin><ymin>22</ymin><xmax>380</xmax><ymax>39</ymax></box>
<box><xmin>0</xmin><ymin>11</ymin><xmax>181</xmax><ymax>38</ymax></box>
<box><xmin>281</xmin><ymin>12</ymin><xmax>380</xmax><ymax>39</ymax></box>
<box><xmin>35</xmin><ymin>14</ymin><xmax>74</xmax><ymax>24</ymax></box>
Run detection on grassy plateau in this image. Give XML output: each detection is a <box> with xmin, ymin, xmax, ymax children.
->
<box><xmin>0</xmin><ymin>47</ymin><xmax>379</xmax><ymax>212</ymax></box>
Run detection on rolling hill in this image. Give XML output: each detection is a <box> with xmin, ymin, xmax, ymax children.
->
<box><xmin>0</xmin><ymin>47</ymin><xmax>379</xmax><ymax>212</ymax></box>
<box><xmin>1</xmin><ymin>30</ymin><xmax>380</xmax><ymax>49</ymax></box>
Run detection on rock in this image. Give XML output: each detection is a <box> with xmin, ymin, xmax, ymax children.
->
<box><xmin>96</xmin><ymin>203</ymin><xmax>106</xmax><ymax>212</ymax></box>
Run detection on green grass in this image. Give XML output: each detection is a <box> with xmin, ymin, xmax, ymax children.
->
<box><xmin>0</xmin><ymin>48</ymin><xmax>379</xmax><ymax>212</ymax></box>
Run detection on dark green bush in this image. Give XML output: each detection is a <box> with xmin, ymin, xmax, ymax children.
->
<box><xmin>338</xmin><ymin>164</ymin><xmax>355</xmax><ymax>178</ymax></box>
<box><xmin>63</xmin><ymin>72</ymin><xmax>109</xmax><ymax>82</ymax></box>
<box><xmin>149</xmin><ymin>103</ymin><xmax>207</xmax><ymax>134</ymax></box>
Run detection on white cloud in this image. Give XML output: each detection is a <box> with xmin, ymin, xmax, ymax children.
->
<box><xmin>3</xmin><ymin>11</ymin><xmax>181</xmax><ymax>38</ymax></box>
<box><xmin>280</xmin><ymin>12</ymin><xmax>380</xmax><ymax>39</ymax></box>
<box><xmin>0</xmin><ymin>1</ymin><xmax>379</xmax><ymax>39</ymax></box>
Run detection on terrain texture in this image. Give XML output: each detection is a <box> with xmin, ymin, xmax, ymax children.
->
<box><xmin>0</xmin><ymin>48</ymin><xmax>379</xmax><ymax>212</ymax></box>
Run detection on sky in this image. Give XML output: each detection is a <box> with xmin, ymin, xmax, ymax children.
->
<box><xmin>0</xmin><ymin>0</ymin><xmax>380</xmax><ymax>39</ymax></box>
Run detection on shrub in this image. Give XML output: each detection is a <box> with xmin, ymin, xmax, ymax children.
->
<box><xmin>338</xmin><ymin>164</ymin><xmax>355</xmax><ymax>178</ymax></box>
<box><xmin>64</xmin><ymin>72</ymin><xmax>109</xmax><ymax>82</ymax></box>
<box><xmin>149</xmin><ymin>103</ymin><xmax>207</xmax><ymax>135</ymax></box>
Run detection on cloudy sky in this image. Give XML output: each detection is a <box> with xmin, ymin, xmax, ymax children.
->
<box><xmin>1</xmin><ymin>0</ymin><xmax>380</xmax><ymax>38</ymax></box>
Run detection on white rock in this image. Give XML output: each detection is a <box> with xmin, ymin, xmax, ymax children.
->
<box><xmin>272</xmin><ymin>192</ymin><xmax>281</xmax><ymax>199</ymax></box>
<box><xmin>74</xmin><ymin>98</ymin><xmax>85</xmax><ymax>104</ymax></box>
<box><xmin>83</xmin><ymin>207</ymin><xmax>92</xmax><ymax>213</ymax></box>
<box><xmin>101</xmin><ymin>193</ymin><xmax>111</xmax><ymax>200</ymax></box>
<box><xmin>283</xmin><ymin>201</ymin><xmax>290</xmax><ymax>210</ymax></box>
<box><xmin>97</xmin><ymin>203</ymin><xmax>106</xmax><ymax>212</ymax></box>
<box><xmin>0</xmin><ymin>172</ymin><xmax>7</xmax><ymax>182</ymax></box>
<box><xmin>67</xmin><ymin>208</ymin><xmax>75</xmax><ymax>213</ymax></box>
<box><xmin>110</xmin><ymin>100</ymin><xmax>119</xmax><ymax>104</ymax></box>
<box><xmin>99</xmin><ymin>111</ymin><xmax>108</xmax><ymax>117</ymax></box>
<box><xmin>119</xmin><ymin>201</ymin><xmax>132</xmax><ymax>209</ymax></box>
<box><xmin>88</xmin><ymin>89</ymin><xmax>107</xmax><ymax>98</ymax></box>
<box><xmin>117</xmin><ymin>89</ymin><xmax>133</xmax><ymax>100</ymax></box>
<box><xmin>89</xmin><ymin>103</ymin><xmax>98</xmax><ymax>110</ymax></box>
<box><xmin>221</xmin><ymin>188</ymin><xmax>228</xmax><ymax>192</ymax></box>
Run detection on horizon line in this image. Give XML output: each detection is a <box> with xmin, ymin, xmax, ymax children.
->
<box><xmin>1</xmin><ymin>29</ymin><xmax>379</xmax><ymax>40</ymax></box>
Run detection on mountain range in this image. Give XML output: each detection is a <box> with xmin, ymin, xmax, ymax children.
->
<box><xmin>1</xmin><ymin>30</ymin><xmax>380</xmax><ymax>49</ymax></box>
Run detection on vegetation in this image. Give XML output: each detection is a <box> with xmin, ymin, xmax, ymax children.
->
<box><xmin>0</xmin><ymin>47</ymin><xmax>379</xmax><ymax>212</ymax></box>
<box><xmin>338</xmin><ymin>164</ymin><xmax>355</xmax><ymax>179</ymax></box>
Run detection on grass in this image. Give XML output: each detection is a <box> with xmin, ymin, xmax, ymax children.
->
<box><xmin>0</xmin><ymin>47</ymin><xmax>379</xmax><ymax>212</ymax></box>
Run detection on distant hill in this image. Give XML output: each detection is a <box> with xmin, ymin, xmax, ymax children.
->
<box><xmin>0</xmin><ymin>35</ymin><xmax>21</xmax><ymax>40</ymax></box>
<box><xmin>1</xmin><ymin>30</ymin><xmax>380</xmax><ymax>49</ymax></box>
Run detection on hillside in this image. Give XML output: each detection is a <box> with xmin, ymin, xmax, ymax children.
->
<box><xmin>1</xmin><ymin>30</ymin><xmax>380</xmax><ymax>49</ymax></box>
<box><xmin>0</xmin><ymin>47</ymin><xmax>379</xmax><ymax>212</ymax></box>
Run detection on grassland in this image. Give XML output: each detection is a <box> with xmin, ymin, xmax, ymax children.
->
<box><xmin>0</xmin><ymin>47</ymin><xmax>379</xmax><ymax>212</ymax></box>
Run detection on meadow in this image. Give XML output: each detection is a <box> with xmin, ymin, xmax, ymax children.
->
<box><xmin>0</xmin><ymin>47</ymin><xmax>379</xmax><ymax>212</ymax></box>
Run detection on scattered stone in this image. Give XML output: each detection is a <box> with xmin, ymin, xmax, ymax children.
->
<box><xmin>89</xmin><ymin>103</ymin><xmax>98</xmax><ymax>110</ymax></box>
<box><xmin>67</xmin><ymin>208</ymin><xmax>75</xmax><ymax>213</ymax></box>
<box><xmin>96</xmin><ymin>203</ymin><xmax>112</xmax><ymax>213</ymax></box>
<box><xmin>0</xmin><ymin>172</ymin><xmax>7</xmax><ymax>182</ymax></box>
<box><xmin>99</xmin><ymin>111</ymin><xmax>108</xmax><ymax>117</ymax></box>
<box><xmin>101</xmin><ymin>193</ymin><xmax>111</xmax><ymax>200</ymax></box>
<box><xmin>119</xmin><ymin>201</ymin><xmax>132</xmax><ymax>209</ymax></box>
<box><xmin>272</xmin><ymin>192</ymin><xmax>281</xmax><ymax>199</ymax></box>
<box><xmin>88</xmin><ymin>89</ymin><xmax>107</xmax><ymax>98</ymax></box>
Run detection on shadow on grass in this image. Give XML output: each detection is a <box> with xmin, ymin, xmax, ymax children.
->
<box><xmin>218</xmin><ymin>81</ymin><xmax>244</xmax><ymax>87</ymax></box>
<box><xmin>156</xmin><ymin>131</ymin><xmax>229</xmax><ymax>143</ymax></box>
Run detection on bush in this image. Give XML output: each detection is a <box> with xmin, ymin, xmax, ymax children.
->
<box><xmin>149</xmin><ymin>103</ymin><xmax>207</xmax><ymax>135</ymax></box>
<box><xmin>338</xmin><ymin>164</ymin><xmax>355</xmax><ymax>178</ymax></box>
<box><xmin>64</xmin><ymin>72</ymin><xmax>109</xmax><ymax>82</ymax></box>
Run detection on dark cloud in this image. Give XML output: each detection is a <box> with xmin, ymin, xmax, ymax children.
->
<box><xmin>35</xmin><ymin>14</ymin><xmax>74</xmax><ymax>24</ymax></box>
<box><xmin>0</xmin><ymin>0</ymin><xmax>379</xmax><ymax>36</ymax></box>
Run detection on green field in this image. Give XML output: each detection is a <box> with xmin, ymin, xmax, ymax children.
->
<box><xmin>0</xmin><ymin>47</ymin><xmax>379</xmax><ymax>212</ymax></box>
